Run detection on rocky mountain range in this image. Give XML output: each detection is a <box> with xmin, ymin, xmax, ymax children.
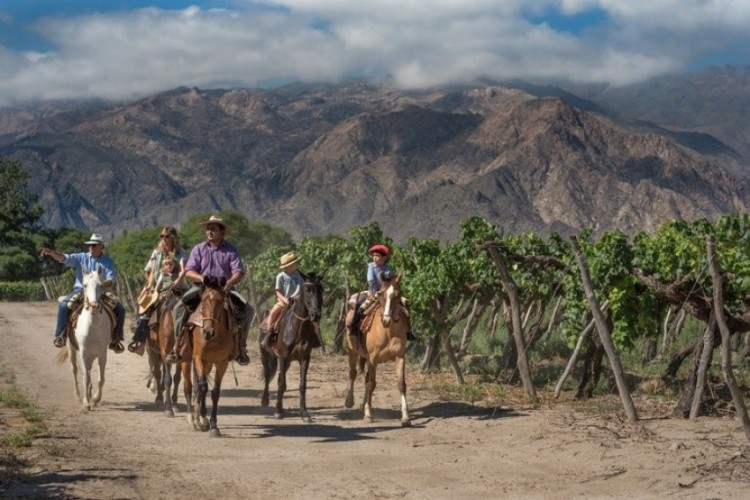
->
<box><xmin>1</xmin><ymin>65</ymin><xmax>749</xmax><ymax>242</ymax></box>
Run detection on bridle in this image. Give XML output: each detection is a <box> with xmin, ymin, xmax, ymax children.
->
<box><xmin>291</xmin><ymin>281</ymin><xmax>322</xmax><ymax>323</ymax></box>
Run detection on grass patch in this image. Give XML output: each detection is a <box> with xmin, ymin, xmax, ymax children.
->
<box><xmin>0</xmin><ymin>368</ymin><xmax>53</xmax><ymax>471</ymax></box>
<box><xmin>432</xmin><ymin>380</ymin><xmax>505</xmax><ymax>406</ymax></box>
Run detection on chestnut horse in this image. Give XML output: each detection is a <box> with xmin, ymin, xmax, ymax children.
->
<box><xmin>145</xmin><ymin>293</ymin><xmax>184</xmax><ymax>417</ymax></box>
<box><xmin>190</xmin><ymin>276</ymin><xmax>234</xmax><ymax>436</ymax></box>
<box><xmin>345</xmin><ymin>272</ymin><xmax>411</xmax><ymax>426</ymax></box>
<box><xmin>260</xmin><ymin>272</ymin><xmax>323</xmax><ymax>422</ymax></box>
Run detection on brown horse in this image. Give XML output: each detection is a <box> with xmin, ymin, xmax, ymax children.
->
<box><xmin>260</xmin><ymin>272</ymin><xmax>324</xmax><ymax>422</ymax></box>
<box><xmin>145</xmin><ymin>293</ymin><xmax>185</xmax><ymax>417</ymax></box>
<box><xmin>190</xmin><ymin>276</ymin><xmax>234</xmax><ymax>436</ymax></box>
<box><xmin>345</xmin><ymin>272</ymin><xmax>412</xmax><ymax>426</ymax></box>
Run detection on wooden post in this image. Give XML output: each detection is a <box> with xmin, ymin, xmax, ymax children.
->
<box><xmin>554</xmin><ymin>300</ymin><xmax>609</xmax><ymax>398</ymax></box>
<box><xmin>570</xmin><ymin>236</ymin><xmax>638</xmax><ymax>422</ymax></box>
<box><xmin>689</xmin><ymin>311</ymin><xmax>716</xmax><ymax>419</ymax></box>
<box><xmin>706</xmin><ymin>235</ymin><xmax>750</xmax><ymax>440</ymax></box>
<box><xmin>484</xmin><ymin>244</ymin><xmax>536</xmax><ymax>399</ymax></box>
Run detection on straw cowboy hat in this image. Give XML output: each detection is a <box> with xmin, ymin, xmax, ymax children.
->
<box><xmin>137</xmin><ymin>288</ymin><xmax>159</xmax><ymax>315</ymax></box>
<box><xmin>198</xmin><ymin>215</ymin><xmax>228</xmax><ymax>230</ymax></box>
<box><xmin>279</xmin><ymin>251</ymin><xmax>301</xmax><ymax>269</ymax></box>
<box><xmin>84</xmin><ymin>234</ymin><xmax>106</xmax><ymax>245</ymax></box>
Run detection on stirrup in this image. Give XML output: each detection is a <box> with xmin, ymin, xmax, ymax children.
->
<box><xmin>166</xmin><ymin>351</ymin><xmax>181</xmax><ymax>364</ymax></box>
<box><xmin>109</xmin><ymin>340</ymin><xmax>124</xmax><ymax>353</ymax></box>
<box><xmin>53</xmin><ymin>336</ymin><xmax>65</xmax><ymax>348</ymax></box>
<box><xmin>128</xmin><ymin>341</ymin><xmax>145</xmax><ymax>356</ymax></box>
<box><xmin>236</xmin><ymin>352</ymin><xmax>250</xmax><ymax>366</ymax></box>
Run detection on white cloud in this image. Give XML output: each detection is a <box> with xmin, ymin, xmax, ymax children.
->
<box><xmin>0</xmin><ymin>2</ymin><xmax>747</xmax><ymax>103</ymax></box>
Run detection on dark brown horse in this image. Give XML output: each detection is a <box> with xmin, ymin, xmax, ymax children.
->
<box><xmin>145</xmin><ymin>293</ymin><xmax>184</xmax><ymax>417</ymax></box>
<box><xmin>190</xmin><ymin>276</ymin><xmax>234</xmax><ymax>436</ymax></box>
<box><xmin>345</xmin><ymin>272</ymin><xmax>411</xmax><ymax>426</ymax></box>
<box><xmin>260</xmin><ymin>272</ymin><xmax>324</xmax><ymax>422</ymax></box>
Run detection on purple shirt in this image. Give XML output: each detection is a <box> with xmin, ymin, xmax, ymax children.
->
<box><xmin>185</xmin><ymin>240</ymin><xmax>244</xmax><ymax>280</ymax></box>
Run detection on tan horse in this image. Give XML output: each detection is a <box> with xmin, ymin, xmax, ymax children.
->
<box><xmin>345</xmin><ymin>272</ymin><xmax>411</xmax><ymax>426</ymax></box>
<box><xmin>190</xmin><ymin>276</ymin><xmax>234</xmax><ymax>436</ymax></box>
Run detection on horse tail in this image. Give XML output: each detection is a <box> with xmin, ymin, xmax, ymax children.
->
<box><xmin>56</xmin><ymin>346</ymin><xmax>70</xmax><ymax>365</ymax></box>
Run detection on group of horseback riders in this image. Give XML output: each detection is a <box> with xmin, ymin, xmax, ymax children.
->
<box><xmin>41</xmin><ymin>214</ymin><xmax>411</xmax><ymax>365</ymax></box>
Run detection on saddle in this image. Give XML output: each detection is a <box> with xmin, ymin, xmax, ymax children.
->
<box><xmin>60</xmin><ymin>293</ymin><xmax>118</xmax><ymax>347</ymax></box>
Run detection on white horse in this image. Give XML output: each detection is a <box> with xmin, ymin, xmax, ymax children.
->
<box><xmin>59</xmin><ymin>266</ymin><xmax>112</xmax><ymax>411</ymax></box>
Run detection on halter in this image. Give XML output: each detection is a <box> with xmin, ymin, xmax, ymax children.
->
<box><xmin>291</xmin><ymin>280</ymin><xmax>323</xmax><ymax>323</ymax></box>
<box><xmin>199</xmin><ymin>288</ymin><xmax>226</xmax><ymax>329</ymax></box>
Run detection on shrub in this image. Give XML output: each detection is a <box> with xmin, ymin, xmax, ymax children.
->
<box><xmin>0</xmin><ymin>281</ymin><xmax>46</xmax><ymax>301</ymax></box>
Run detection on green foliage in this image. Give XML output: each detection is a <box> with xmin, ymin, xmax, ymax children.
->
<box><xmin>0</xmin><ymin>157</ymin><xmax>45</xmax><ymax>281</ymax></box>
<box><xmin>107</xmin><ymin>226</ymin><xmax>163</xmax><ymax>276</ymax></box>
<box><xmin>179</xmin><ymin>210</ymin><xmax>292</xmax><ymax>259</ymax></box>
<box><xmin>0</xmin><ymin>281</ymin><xmax>46</xmax><ymax>301</ymax></box>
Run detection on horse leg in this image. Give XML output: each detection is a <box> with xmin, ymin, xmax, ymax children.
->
<box><xmin>274</xmin><ymin>357</ymin><xmax>288</xmax><ymax>419</ymax></box>
<box><xmin>209</xmin><ymin>362</ymin><xmax>228</xmax><ymax>437</ymax></box>
<box><xmin>194</xmin><ymin>361</ymin><xmax>211</xmax><ymax>432</ymax></box>
<box><xmin>171</xmin><ymin>363</ymin><xmax>182</xmax><ymax>406</ymax></box>
<box><xmin>260</xmin><ymin>349</ymin><xmax>272</xmax><ymax>407</ymax></box>
<box><xmin>91</xmin><ymin>354</ymin><xmax>106</xmax><ymax>406</ymax></box>
<box><xmin>182</xmin><ymin>361</ymin><xmax>194</xmax><ymax>426</ymax></box>
<box><xmin>162</xmin><ymin>360</ymin><xmax>174</xmax><ymax>417</ymax></box>
<box><xmin>344</xmin><ymin>345</ymin><xmax>358</xmax><ymax>409</ymax></box>
<box><xmin>396</xmin><ymin>356</ymin><xmax>411</xmax><ymax>427</ymax></box>
<box><xmin>81</xmin><ymin>355</ymin><xmax>94</xmax><ymax>411</ymax></box>
<box><xmin>298</xmin><ymin>352</ymin><xmax>312</xmax><ymax>423</ymax></box>
<box><xmin>149</xmin><ymin>349</ymin><xmax>164</xmax><ymax>404</ymax></box>
<box><xmin>363</xmin><ymin>362</ymin><xmax>377</xmax><ymax>423</ymax></box>
<box><xmin>69</xmin><ymin>346</ymin><xmax>82</xmax><ymax>403</ymax></box>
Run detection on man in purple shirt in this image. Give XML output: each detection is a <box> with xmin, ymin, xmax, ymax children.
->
<box><xmin>167</xmin><ymin>215</ymin><xmax>251</xmax><ymax>365</ymax></box>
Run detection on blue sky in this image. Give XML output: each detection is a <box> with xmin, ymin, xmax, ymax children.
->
<box><xmin>0</xmin><ymin>1</ymin><xmax>748</xmax><ymax>104</ymax></box>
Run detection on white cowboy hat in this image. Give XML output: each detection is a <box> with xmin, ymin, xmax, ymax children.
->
<box><xmin>84</xmin><ymin>234</ymin><xmax>106</xmax><ymax>245</ymax></box>
<box><xmin>279</xmin><ymin>251</ymin><xmax>301</xmax><ymax>269</ymax></box>
<box><xmin>198</xmin><ymin>215</ymin><xmax>228</xmax><ymax>230</ymax></box>
<box><xmin>137</xmin><ymin>288</ymin><xmax>159</xmax><ymax>314</ymax></box>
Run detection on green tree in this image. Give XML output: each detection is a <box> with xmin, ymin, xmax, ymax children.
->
<box><xmin>180</xmin><ymin>210</ymin><xmax>292</xmax><ymax>259</ymax></box>
<box><xmin>0</xmin><ymin>157</ymin><xmax>44</xmax><ymax>281</ymax></box>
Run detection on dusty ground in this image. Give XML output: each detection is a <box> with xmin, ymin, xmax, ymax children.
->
<box><xmin>0</xmin><ymin>301</ymin><xmax>749</xmax><ymax>499</ymax></box>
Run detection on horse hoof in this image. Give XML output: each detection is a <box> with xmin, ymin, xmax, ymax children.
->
<box><xmin>401</xmin><ymin>420</ymin><xmax>412</xmax><ymax>427</ymax></box>
<box><xmin>303</xmin><ymin>415</ymin><xmax>312</xmax><ymax>424</ymax></box>
<box><xmin>344</xmin><ymin>396</ymin><xmax>354</xmax><ymax>409</ymax></box>
<box><xmin>274</xmin><ymin>412</ymin><xmax>283</xmax><ymax>420</ymax></box>
<box><xmin>164</xmin><ymin>409</ymin><xmax>175</xmax><ymax>418</ymax></box>
<box><xmin>260</xmin><ymin>397</ymin><xmax>269</xmax><ymax>407</ymax></box>
<box><xmin>209</xmin><ymin>428</ymin><xmax>221</xmax><ymax>437</ymax></box>
<box><xmin>364</xmin><ymin>416</ymin><xmax>374</xmax><ymax>424</ymax></box>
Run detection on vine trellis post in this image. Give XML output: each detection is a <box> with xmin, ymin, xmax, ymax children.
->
<box><xmin>570</xmin><ymin>236</ymin><xmax>638</xmax><ymax>423</ymax></box>
<box><xmin>706</xmin><ymin>235</ymin><xmax>750</xmax><ymax>440</ymax></box>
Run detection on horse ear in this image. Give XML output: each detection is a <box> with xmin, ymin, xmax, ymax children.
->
<box><xmin>203</xmin><ymin>275</ymin><xmax>211</xmax><ymax>286</ymax></box>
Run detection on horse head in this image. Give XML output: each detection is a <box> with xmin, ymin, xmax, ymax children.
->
<box><xmin>82</xmin><ymin>265</ymin><xmax>105</xmax><ymax>312</ymax></box>
<box><xmin>299</xmin><ymin>272</ymin><xmax>324</xmax><ymax>323</ymax></box>
<box><xmin>380</xmin><ymin>272</ymin><xmax>403</xmax><ymax>327</ymax></box>
<box><xmin>199</xmin><ymin>275</ymin><xmax>227</xmax><ymax>341</ymax></box>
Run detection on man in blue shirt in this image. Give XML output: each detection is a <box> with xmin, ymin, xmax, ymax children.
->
<box><xmin>41</xmin><ymin>234</ymin><xmax>127</xmax><ymax>352</ymax></box>
<box><xmin>167</xmin><ymin>215</ymin><xmax>251</xmax><ymax>365</ymax></box>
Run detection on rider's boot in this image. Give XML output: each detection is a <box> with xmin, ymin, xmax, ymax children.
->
<box><xmin>236</xmin><ymin>328</ymin><xmax>250</xmax><ymax>365</ymax></box>
<box><xmin>259</xmin><ymin>323</ymin><xmax>274</xmax><ymax>350</ymax></box>
<box><xmin>128</xmin><ymin>315</ymin><xmax>149</xmax><ymax>355</ymax></box>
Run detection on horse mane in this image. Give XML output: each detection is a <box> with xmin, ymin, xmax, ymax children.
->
<box><xmin>202</xmin><ymin>275</ymin><xmax>226</xmax><ymax>290</ymax></box>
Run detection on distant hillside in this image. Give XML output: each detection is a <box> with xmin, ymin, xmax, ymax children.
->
<box><xmin>0</xmin><ymin>74</ymin><xmax>748</xmax><ymax>242</ymax></box>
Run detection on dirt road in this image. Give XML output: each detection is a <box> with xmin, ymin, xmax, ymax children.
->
<box><xmin>1</xmin><ymin>301</ymin><xmax>748</xmax><ymax>499</ymax></box>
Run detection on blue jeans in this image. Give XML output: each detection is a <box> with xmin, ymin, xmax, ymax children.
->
<box><xmin>55</xmin><ymin>291</ymin><xmax>126</xmax><ymax>341</ymax></box>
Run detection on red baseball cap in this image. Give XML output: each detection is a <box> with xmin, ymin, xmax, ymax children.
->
<box><xmin>368</xmin><ymin>244</ymin><xmax>390</xmax><ymax>257</ymax></box>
